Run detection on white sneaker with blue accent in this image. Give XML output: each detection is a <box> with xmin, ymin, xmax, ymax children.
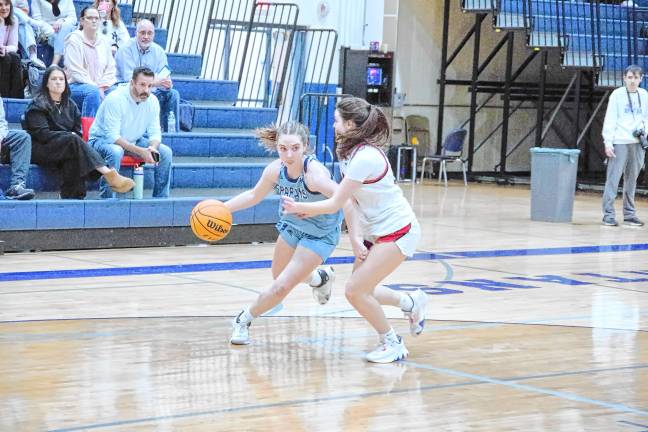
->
<box><xmin>404</xmin><ymin>289</ymin><xmax>428</xmax><ymax>337</ymax></box>
<box><xmin>230</xmin><ymin>311</ymin><xmax>251</xmax><ymax>345</ymax></box>
<box><xmin>366</xmin><ymin>335</ymin><xmax>409</xmax><ymax>363</ymax></box>
<box><xmin>312</xmin><ymin>266</ymin><xmax>335</xmax><ymax>305</ymax></box>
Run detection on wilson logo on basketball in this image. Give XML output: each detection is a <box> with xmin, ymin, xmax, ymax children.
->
<box><xmin>207</xmin><ymin>220</ymin><xmax>228</xmax><ymax>233</ymax></box>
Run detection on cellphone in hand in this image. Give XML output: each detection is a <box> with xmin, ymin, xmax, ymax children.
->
<box><xmin>152</xmin><ymin>151</ymin><xmax>160</xmax><ymax>162</ymax></box>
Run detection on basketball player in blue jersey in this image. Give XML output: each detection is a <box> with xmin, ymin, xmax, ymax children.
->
<box><xmin>225</xmin><ymin>121</ymin><xmax>363</xmax><ymax>345</ymax></box>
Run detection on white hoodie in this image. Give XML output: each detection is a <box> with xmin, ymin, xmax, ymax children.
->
<box><xmin>602</xmin><ymin>86</ymin><xmax>648</xmax><ymax>149</ymax></box>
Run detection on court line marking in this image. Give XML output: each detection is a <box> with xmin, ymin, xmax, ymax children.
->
<box><xmin>1</xmin><ymin>243</ymin><xmax>647</xmax><ymax>282</ymax></box>
<box><xmin>42</xmin><ymin>358</ymin><xmax>648</xmax><ymax>431</ymax></box>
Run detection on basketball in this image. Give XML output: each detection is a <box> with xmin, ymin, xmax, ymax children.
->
<box><xmin>190</xmin><ymin>199</ymin><xmax>232</xmax><ymax>242</ymax></box>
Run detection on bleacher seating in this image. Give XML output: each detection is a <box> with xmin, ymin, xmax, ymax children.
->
<box><xmin>0</xmin><ymin>1</ymin><xmax>282</xmax><ymax>244</ymax></box>
<box><xmin>466</xmin><ymin>0</ymin><xmax>648</xmax><ymax>88</ymax></box>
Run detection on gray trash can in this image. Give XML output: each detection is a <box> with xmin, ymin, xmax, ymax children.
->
<box><xmin>530</xmin><ymin>147</ymin><xmax>580</xmax><ymax>223</ymax></box>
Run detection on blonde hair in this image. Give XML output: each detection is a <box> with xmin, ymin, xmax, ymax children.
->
<box><xmin>256</xmin><ymin>121</ymin><xmax>311</xmax><ymax>153</ymax></box>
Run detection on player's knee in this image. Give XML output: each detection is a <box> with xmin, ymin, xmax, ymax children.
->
<box><xmin>271</xmin><ymin>279</ymin><xmax>293</xmax><ymax>298</ymax></box>
<box><xmin>345</xmin><ymin>282</ymin><xmax>361</xmax><ymax>303</ymax></box>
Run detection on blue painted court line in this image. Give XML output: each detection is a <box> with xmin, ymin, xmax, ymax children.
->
<box><xmin>1</xmin><ymin>242</ymin><xmax>647</xmax><ymax>283</ymax></box>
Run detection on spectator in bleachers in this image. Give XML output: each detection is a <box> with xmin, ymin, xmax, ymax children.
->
<box><xmin>13</xmin><ymin>0</ymin><xmax>49</xmax><ymax>67</ymax></box>
<box><xmin>0</xmin><ymin>96</ymin><xmax>35</xmax><ymax>200</ymax></box>
<box><xmin>115</xmin><ymin>19</ymin><xmax>180</xmax><ymax>132</ymax></box>
<box><xmin>31</xmin><ymin>0</ymin><xmax>77</xmax><ymax>66</ymax></box>
<box><xmin>65</xmin><ymin>6</ymin><xmax>117</xmax><ymax>118</ymax></box>
<box><xmin>89</xmin><ymin>66</ymin><xmax>172</xmax><ymax>199</ymax></box>
<box><xmin>24</xmin><ymin>65</ymin><xmax>134</xmax><ymax>199</ymax></box>
<box><xmin>0</xmin><ymin>0</ymin><xmax>25</xmax><ymax>98</ymax></box>
<box><xmin>93</xmin><ymin>0</ymin><xmax>129</xmax><ymax>55</ymax></box>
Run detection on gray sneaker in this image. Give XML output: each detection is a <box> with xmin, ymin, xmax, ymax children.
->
<box><xmin>602</xmin><ymin>216</ymin><xmax>618</xmax><ymax>226</ymax></box>
<box><xmin>623</xmin><ymin>216</ymin><xmax>644</xmax><ymax>227</ymax></box>
<box><xmin>5</xmin><ymin>183</ymin><xmax>35</xmax><ymax>200</ymax></box>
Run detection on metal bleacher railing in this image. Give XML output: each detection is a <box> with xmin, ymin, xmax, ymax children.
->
<box><xmin>122</xmin><ymin>0</ymin><xmax>338</xmax><ymax>125</ymax></box>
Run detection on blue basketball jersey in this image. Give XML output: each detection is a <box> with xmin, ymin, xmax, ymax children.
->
<box><xmin>275</xmin><ymin>155</ymin><xmax>343</xmax><ymax>237</ymax></box>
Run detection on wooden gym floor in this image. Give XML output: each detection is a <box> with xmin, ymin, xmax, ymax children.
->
<box><xmin>0</xmin><ymin>182</ymin><xmax>647</xmax><ymax>431</ymax></box>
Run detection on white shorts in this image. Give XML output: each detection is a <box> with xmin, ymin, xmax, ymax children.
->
<box><xmin>363</xmin><ymin>219</ymin><xmax>421</xmax><ymax>258</ymax></box>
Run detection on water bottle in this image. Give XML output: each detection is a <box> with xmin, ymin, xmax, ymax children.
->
<box><xmin>133</xmin><ymin>166</ymin><xmax>144</xmax><ymax>199</ymax></box>
<box><xmin>167</xmin><ymin>111</ymin><xmax>176</xmax><ymax>133</ymax></box>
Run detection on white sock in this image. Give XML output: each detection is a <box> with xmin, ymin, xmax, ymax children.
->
<box><xmin>399</xmin><ymin>293</ymin><xmax>414</xmax><ymax>312</ymax></box>
<box><xmin>307</xmin><ymin>269</ymin><xmax>323</xmax><ymax>287</ymax></box>
<box><xmin>380</xmin><ymin>328</ymin><xmax>398</xmax><ymax>343</ymax></box>
<box><xmin>236</xmin><ymin>307</ymin><xmax>254</xmax><ymax>324</ymax></box>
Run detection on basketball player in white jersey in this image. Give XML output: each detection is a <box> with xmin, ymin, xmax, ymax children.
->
<box><xmin>282</xmin><ymin>97</ymin><xmax>428</xmax><ymax>363</ymax></box>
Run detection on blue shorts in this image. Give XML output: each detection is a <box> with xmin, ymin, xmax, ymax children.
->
<box><xmin>275</xmin><ymin>221</ymin><xmax>340</xmax><ymax>262</ymax></box>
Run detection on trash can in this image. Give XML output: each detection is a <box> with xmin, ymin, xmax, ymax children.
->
<box><xmin>530</xmin><ymin>147</ymin><xmax>580</xmax><ymax>223</ymax></box>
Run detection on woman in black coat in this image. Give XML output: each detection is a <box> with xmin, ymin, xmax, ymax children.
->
<box><xmin>24</xmin><ymin>65</ymin><xmax>134</xmax><ymax>198</ymax></box>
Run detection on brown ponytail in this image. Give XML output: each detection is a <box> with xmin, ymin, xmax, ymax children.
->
<box><xmin>335</xmin><ymin>97</ymin><xmax>390</xmax><ymax>160</ymax></box>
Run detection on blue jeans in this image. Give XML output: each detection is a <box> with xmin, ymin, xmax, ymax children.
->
<box><xmin>70</xmin><ymin>83</ymin><xmax>116</xmax><ymax>117</ymax></box>
<box><xmin>89</xmin><ymin>136</ymin><xmax>173</xmax><ymax>198</ymax></box>
<box><xmin>154</xmin><ymin>88</ymin><xmax>180</xmax><ymax>132</ymax></box>
<box><xmin>49</xmin><ymin>22</ymin><xmax>77</xmax><ymax>56</ymax></box>
<box><xmin>1</xmin><ymin>130</ymin><xmax>32</xmax><ymax>188</ymax></box>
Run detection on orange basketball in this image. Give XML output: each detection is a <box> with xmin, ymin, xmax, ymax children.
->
<box><xmin>190</xmin><ymin>200</ymin><xmax>232</xmax><ymax>242</ymax></box>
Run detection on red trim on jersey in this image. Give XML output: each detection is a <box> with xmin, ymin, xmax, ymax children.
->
<box><xmin>363</xmin><ymin>223</ymin><xmax>412</xmax><ymax>250</ymax></box>
<box><xmin>348</xmin><ymin>144</ymin><xmax>390</xmax><ymax>184</ymax></box>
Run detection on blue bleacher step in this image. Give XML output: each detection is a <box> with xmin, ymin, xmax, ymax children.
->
<box><xmin>168</xmin><ymin>54</ymin><xmax>203</xmax><ymax>77</ymax></box>
<box><xmin>462</xmin><ymin>0</ymin><xmax>491</xmax><ymax>13</ymax></box>
<box><xmin>193</xmin><ymin>105</ymin><xmax>277</xmax><ymax>129</ymax></box>
<box><xmin>3</xmin><ymin>99</ymin><xmax>277</xmax><ymax>129</ymax></box>
<box><xmin>164</xmin><ymin>131</ymin><xmax>267</xmax><ymax>157</ymax></box>
<box><xmin>0</xmin><ymin>159</ymin><xmax>271</xmax><ymax>192</ymax></box>
<box><xmin>173</xmin><ymin>79</ymin><xmax>237</xmax><ymax>102</ymax></box>
<box><xmin>534</xmin><ymin>16</ymin><xmax>640</xmax><ymax>37</ymax></box>
<box><xmin>0</xmin><ymin>194</ymin><xmax>279</xmax><ymax>230</ymax></box>
<box><xmin>500</xmin><ymin>0</ymin><xmax>630</xmax><ymax>20</ymax></box>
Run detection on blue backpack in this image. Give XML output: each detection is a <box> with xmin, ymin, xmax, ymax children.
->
<box><xmin>179</xmin><ymin>99</ymin><xmax>194</xmax><ymax>132</ymax></box>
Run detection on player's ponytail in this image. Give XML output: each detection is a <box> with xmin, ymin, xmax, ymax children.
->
<box><xmin>335</xmin><ymin>97</ymin><xmax>390</xmax><ymax>160</ymax></box>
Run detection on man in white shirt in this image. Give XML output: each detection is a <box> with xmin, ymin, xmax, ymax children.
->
<box><xmin>601</xmin><ymin>65</ymin><xmax>648</xmax><ymax>227</ymax></box>
<box><xmin>88</xmin><ymin>66</ymin><xmax>173</xmax><ymax>198</ymax></box>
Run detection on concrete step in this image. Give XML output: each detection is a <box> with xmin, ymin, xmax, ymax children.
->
<box><xmin>0</xmin><ymin>194</ymin><xmax>279</xmax><ymax>230</ymax></box>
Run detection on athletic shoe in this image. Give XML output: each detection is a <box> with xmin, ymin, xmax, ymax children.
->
<box><xmin>623</xmin><ymin>216</ymin><xmax>644</xmax><ymax>227</ymax></box>
<box><xmin>404</xmin><ymin>289</ymin><xmax>428</xmax><ymax>336</ymax></box>
<box><xmin>5</xmin><ymin>183</ymin><xmax>35</xmax><ymax>200</ymax></box>
<box><xmin>230</xmin><ymin>311</ymin><xmax>251</xmax><ymax>345</ymax></box>
<box><xmin>602</xmin><ymin>216</ymin><xmax>618</xmax><ymax>226</ymax></box>
<box><xmin>312</xmin><ymin>266</ymin><xmax>335</xmax><ymax>305</ymax></box>
<box><xmin>366</xmin><ymin>335</ymin><xmax>409</xmax><ymax>363</ymax></box>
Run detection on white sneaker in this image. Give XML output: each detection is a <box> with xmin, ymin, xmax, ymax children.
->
<box><xmin>312</xmin><ymin>266</ymin><xmax>335</xmax><ymax>305</ymax></box>
<box><xmin>404</xmin><ymin>289</ymin><xmax>428</xmax><ymax>337</ymax></box>
<box><xmin>366</xmin><ymin>335</ymin><xmax>409</xmax><ymax>363</ymax></box>
<box><xmin>230</xmin><ymin>312</ymin><xmax>251</xmax><ymax>345</ymax></box>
